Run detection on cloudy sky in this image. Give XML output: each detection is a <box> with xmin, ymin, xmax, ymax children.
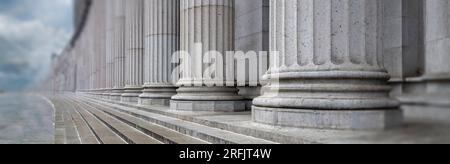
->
<box><xmin>0</xmin><ymin>0</ymin><xmax>73</xmax><ymax>91</ymax></box>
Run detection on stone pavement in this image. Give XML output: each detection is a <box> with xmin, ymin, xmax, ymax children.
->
<box><xmin>49</xmin><ymin>93</ymin><xmax>450</xmax><ymax>144</ymax></box>
<box><xmin>49</xmin><ymin>94</ymin><xmax>275</xmax><ymax>144</ymax></box>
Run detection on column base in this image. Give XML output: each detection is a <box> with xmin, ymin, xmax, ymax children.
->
<box><xmin>139</xmin><ymin>85</ymin><xmax>177</xmax><ymax>106</ymax></box>
<box><xmin>95</xmin><ymin>89</ymin><xmax>105</xmax><ymax>98</ymax></box>
<box><xmin>171</xmin><ymin>100</ymin><xmax>246</xmax><ymax>112</ymax></box>
<box><xmin>140</xmin><ymin>98</ymin><xmax>172</xmax><ymax>106</ymax></box>
<box><xmin>121</xmin><ymin>96</ymin><xmax>140</xmax><ymax>103</ymax></box>
<box><xmin>252</xmin><ymin>106</ymin><xmax>403</xmax><ymax>130</ymax></box>
<box><xmin>171</xmin><ymin>87</ymin><xmax>246</xmax><ymax>112</ymax></box>
<box><xmin>121</xmin><ymin>86</ymin><xmax>142</xmax><ymax>103</ymax></box>
<box><xmin>102</xmin><ymin>90</ymin><xmax>111</xmax><ymax>100</ymax></box>
<box><xmin>110</xmin><ymin>88</ymin><xmax>125</xmax><ymax>101</ymax></box>
<box><xmin>107</xmin><ymin>92</ymin><xmax>115</xmax><ymax>100</ymax></box>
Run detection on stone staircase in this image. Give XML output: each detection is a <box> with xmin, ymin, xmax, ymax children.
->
<box><xmin>49</xmin><ymin>95</ymin><xmax>276</xmax><ymax>144</ymax></box>
<box><xmin>49</xmin><ymin>94</ymin><xmax>450</xmax><ymax>144</ymax></box>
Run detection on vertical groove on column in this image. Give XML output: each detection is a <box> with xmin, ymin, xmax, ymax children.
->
<box><xmin>253</xmin><ymin>0</ymin><xmax>402</xmax><ymax>130</ymax></box>
<box><xmin>111</xmin><ymin>0</ymin><xmax>126</xmax><ymax>100</ymax></box>
<box><xmin>105</xmin><ymin>0</ymin><xmax>115</xmax><ymax>99</ymax></box>
<box><xmin>122</xmin><ymin>0</ymin><xmax>144</xmax><ymax>103</ymax></box>
<box><xmin>99</xmin><ymin>0</ymin><xmax>107</xmax><ymax>94</ymax></box>
<box><xmin>313</xmin><ymin>0</ymin><xmax>331</xmax><ymax>66</ymax></box>
<box><xmin>139</xmin><ymin>0</ymin><xmax>180</xmax><ymax>106</ymax></box>
<box><xmin>177</xmin><ymin>0</ymin><xmax>236</xmax><ymax>86</ymax></box>
<box><xmin>272</xmin><ymin>0</ymin><xmax>386</xmax><ymax>73</ymax></box>
<box><xmin>171</xmin><ymin>0</ymin><xmax>245</xmax><ymax>112</ymax></box>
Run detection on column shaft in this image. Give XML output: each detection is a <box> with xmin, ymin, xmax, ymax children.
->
<box><xmin>105</xmin><ymin>1</ymin><xmax>115</xmax><ymax>99</ymax></box>
<box><xmin>171</xmin><ymin>0</ymin><xmax>245</xmax><ymax>112</ymax></box>
<box><xmin>139</xmin><ymin>0</ymin><xmax>179</xmax><ymax>106</ymax></box>
<box><xmin>111</xmin><ymin>0</ymin><xmax>127</xmax><ymax>101</ymax></box>
<box><xmin>94</xmin><ymin>0</ymin><xmax>105</xmax><ymax>97</ymax></box>
<box><xmin>122</xmin><ymin>0</ymin><xmax>145</xmax><ymax>103</ymax></box>
<box><xmin>98</xmin><ymin>0</ymin><xmax>107</xmax><ymax>98</ymax></box>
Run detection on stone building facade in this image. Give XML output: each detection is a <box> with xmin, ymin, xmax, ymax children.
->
<box><xmin>46</xmin><ymin>0</ymin><xmax>450</xmax><ymax>134</ymax></box>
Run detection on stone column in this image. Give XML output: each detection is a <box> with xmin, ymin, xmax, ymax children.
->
<box><xmin>139</xmin><ymin>0</ymin><xmax>179</xmax><ymax>106</ymax></box>
<box><xmin>121</xmin><ymin>0</ymin><xmax>145</xmax><ymax>103</ymax></box>
<box><xmin>101</xmin><ymin>0</ymin><xmax>110</xmax><ymax>99</ymax></box>
<box><xmin>171</xmin><ymin>0</ymin><xmax>245</xmax><ymax>112</ymax></box>
<box><xmin>253</xmin><ymin>0</ymin><xmax>403</xmax><ymax>130</ymax></box>
<box><xmin>111</xmin><ymin>0</ymin><xmax>126</xmax><ymax>101</ymax></box>
<box><xmin>95</xmin><ymin>1</ymin><xmax>105</xmax><ymax>98</ymax></box>
<box><xmin>98</xmin><ymin>0</ymin><xmax>107</xmax><ymax>99</ymax></box>
<box><xmin>88</xmin><ymin>19</ymin><xmax>95</xmax><ymax>95</ymax></box>
<box><xmin>105</xmin><ymin>1</ymin><xmax>115</xmax><ymax>100</ymax></box>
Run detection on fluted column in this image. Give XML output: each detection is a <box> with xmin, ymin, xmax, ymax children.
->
<box><xmin>139</xmin><ymin>0</ymin><xmax>179</xmax><ymax>106</ymax></box>
<box><xmin>100</xmin><ymin>0</ymin><xmax>111</xmax><ymax>99</ymax></box>
<box><xmin>95</xmin><ymin>0</ymin><xmax>106</xmax><ymax>98</ymax></box>
<box><xmin>171</xmin><ymin>0</ymin><xmax>245</xmax><ymax>112</ymax></box>
<box><xmin>88</xmin><ymin>16</ymin><xmax>95</xmax><ymax>95</ymax></box>
<box><xmin>121</xmin><ymin>0</ymin><xmax>145</xmax><ymax>103</ymax></box>
<box><xmin>253</xmin><ymin>0</ymin><xmax>402</xmax><ymax>130</ymax></box>
<box><xmin>97</xmin><ymin>0</ymin><xmax>107</xmax><ymax>98</ymax></box>
<box><xmin>111</xmin><ymin>0</ymin><xmax>126</xmax><ymax>101</ymax></box>
<box><xmin>105</xmin><ymin>1</ymin><xmax>115</xmax><ymax>99</ymax></box>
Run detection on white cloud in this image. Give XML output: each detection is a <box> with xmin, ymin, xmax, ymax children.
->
<box><xmin>0</xmin><ymin>0</ymin><xmax>73</xmax><ymax>90</ymax></box>
<box><xmin>0</xmin><ymin>14</ymin><xmax>70</xmax><ymax>68</ymax></box>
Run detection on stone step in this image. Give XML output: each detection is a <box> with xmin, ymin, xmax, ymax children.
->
<box><xmin>49</xmin><ymin>98</ymin><xmax>69</xmax><ymax>144</ymax></box>
<box><xmin>78</xmin><ymin>96</ymin><xmax>277</xmax><ymax>144</ymax></box>
<box><xmin>65</xmin><ymin>98</ymin><xmax>127</xmax><ymax>144</ymax></box>
<box><xmin>83</xmin><ymin>95</ymin><xmax>312</xmax><ymax>144</ymax></box>
<box><xmin>71</xmin><ymin>99</ymin><xmax>163</xmax><ymax>144</ymax></box>
<box><xmin>61</xmin><ymin>98</ymin><xmax>99</xmax><ymax>144</ymax></box>
<box><xmin>57</xmin><ymin>99</ymin><xmax>82</xmax><ymax>144</ymax></box>
<box><xmin>83</xmin><ymin>100</ymin><xmax>210</xmax><ymax>144</ymax></box>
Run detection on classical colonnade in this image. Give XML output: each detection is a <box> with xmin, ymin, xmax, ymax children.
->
<box><xmin>49</xmin><ymin>0</ymin><xmax>450</xmax><ymax>131</ymax></box>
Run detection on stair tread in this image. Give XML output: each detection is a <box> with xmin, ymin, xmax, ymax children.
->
<box><xmin>50</xmin><ymin>98</ymin><xmax>69</xmax><ymax>144</ymax></box>
<box><xmin>64</xmin><ymin>98</ymin><xmax>101</xmax><ymax>144</ymax></box>
<box><xmin>81</xmin><ymin>97</ymin><xmax>276</xmax><ymax>144</ymax></box>
<box><xmin>75</xmin><ymin>100</ymin><xmax>162</xmax><ymax>144</ymax></box>
<box><xmin>86</xmin><ymin>101</ymin><xmax>210</xmax><ymax>144</ymax></box>
<box><xmin>69</xmin><ymin>99</ymin><xmax>127</xmax><ymax>144</ymax></box>
<box><xmin>59</xmin><ymin>99</ymin><xmax>81</xmax><ymax>144</ymax></box>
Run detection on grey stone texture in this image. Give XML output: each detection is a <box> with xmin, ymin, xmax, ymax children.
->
<box><xmin>122</xmin><ymin>0</ymin><xmax>145</xmax><ymax>103</ymax></box>
<box><xmin>171</xmin><ymin>0</ymin><xmax>246</xmax><ymax>112</ymax></box>
<box><xmin>139</xmin><ymin>0</ymin><xmax>180</xmax><ymax>106</ymax></box>
<box><xmin>252</xmin><ymin>0</ymin><xmax>402</xmax><ymax>130</ymax></box>
<box><xmin>400</xmin><ymin>0</ymin><xmax>450</xmax><ymax>124</ymax></box>
<box><xmin>235</xmin><ymin>0</ymin><xmax>269</xmax><ymax>110</ymax></box>
<box><xmin>383</xmin><ymin>0</ymin><xmax>424</xmax><ymax>96</ymax></box>
<box><xmin>46</xmin><ymin>0</ymin><xmax>450</xmax><ymax>138</ymax></box>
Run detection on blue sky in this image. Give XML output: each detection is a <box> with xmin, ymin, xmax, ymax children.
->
<box><xmin>0</xmin><ymin>0</ymin><xmax>73</xmax><ymax>91</ymax></box>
